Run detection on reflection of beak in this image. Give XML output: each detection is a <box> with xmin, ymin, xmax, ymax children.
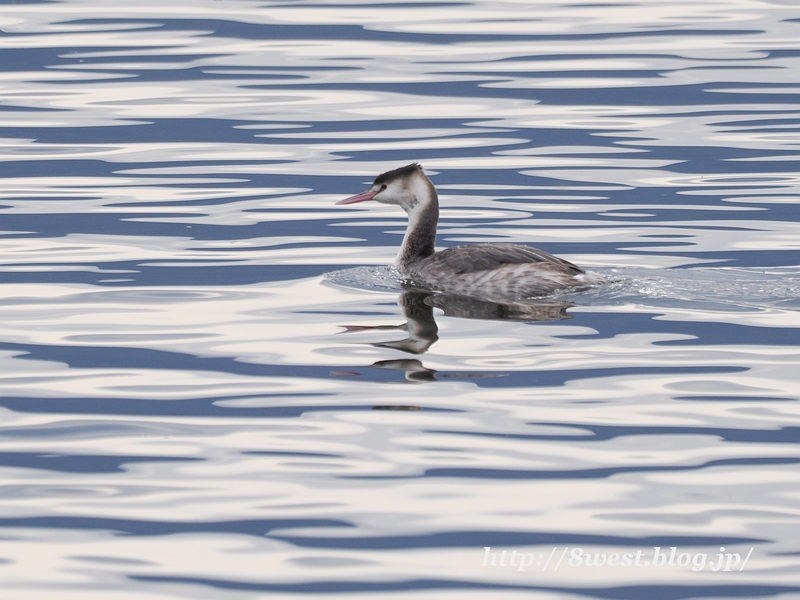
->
<box><xmin>338</xmin><ymin>325</ymin><xmax>406</xmax><ymax>333</ymax></box>
<box><xmin>336</xmin><ymin>190</ymin><xmax>378</xmax><ymax>205</ymax></box>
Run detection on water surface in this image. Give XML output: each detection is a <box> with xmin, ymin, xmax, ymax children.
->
<box><xmin>1</xmin><ymin>0</ymin><xmax>800</xmax><ymax>598</ymax></box>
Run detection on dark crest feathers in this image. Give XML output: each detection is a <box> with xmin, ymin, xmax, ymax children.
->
<box><xmin>374</xmin><ymin>163</ymin><xmax>422</xmax><ymax>185</ymax></box>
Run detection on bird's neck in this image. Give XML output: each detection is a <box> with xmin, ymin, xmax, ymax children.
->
<box><xmin>396</xmin><ymin>180</ymin><xmax>438</xmax><ymax>270</ymax></box>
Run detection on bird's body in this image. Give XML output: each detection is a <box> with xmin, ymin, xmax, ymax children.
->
<box><xmin>337</xmin><ymin>163</ymin><xmax>594</xmax><ymax>301</ymax></box>
<box><xmin>407</xmin><ymin>243</ymin><xmax>586</xmax><ymax>301</ymax></box>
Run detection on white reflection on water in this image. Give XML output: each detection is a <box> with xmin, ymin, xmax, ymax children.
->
<box><xmin>1</xmin><ymin>0</ymin><xmax>800</xmax><ymax>597</ymax></box>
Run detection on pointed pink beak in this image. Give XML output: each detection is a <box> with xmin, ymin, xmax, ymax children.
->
<box><xmin>336</xmin><ymin>190</ymin><xmax>377</xmax><ymax>205</ymax></box>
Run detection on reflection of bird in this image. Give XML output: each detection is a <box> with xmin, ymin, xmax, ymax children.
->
<box><xmin>338</xmin><ymin>293</ymin><xmax>438</xmax><ymax>355</ymax></box>
<box><xmin>428</xmin><ymin>294</ymin><xmax>573</xmax><ymax>322</ymax></box>
<box><xmin>339</xmin><ymin>291</ymin><xmax>572</xmax><ymax>357</ymax></box>
<box><xmin>338</xmin><ymin>163</ymin><xmax>596</xmax><ymax>301</ymax></box>
<box><xmin>371</xmin><ymin>359</ymin><xmax>438</xmax><ymax>382</ymax></box>
<box><xmin>340</xmin><ymin>292</ymin><xmax>563</xmax><ymax>383</ymax></box>
<box><xmin>371</xmin><ymin>292</ymin><xmax>439</xmax><ymax>354</ymax></box>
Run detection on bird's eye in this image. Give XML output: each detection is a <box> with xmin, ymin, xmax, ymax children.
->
<box><xmin>380</xmin><ymin>184</ymin><xmax>387</xmax><ymax>191</ymax></box>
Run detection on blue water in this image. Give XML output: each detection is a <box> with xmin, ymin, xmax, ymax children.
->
<box><xmin>1</xmin><ymin>0</ymin><xmax>799</xmax><ymax>598</ymax></box>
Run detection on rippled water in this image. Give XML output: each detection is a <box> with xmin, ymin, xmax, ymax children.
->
<box><xmin>2</xmin><ymin>0</ymin><xmax>800</xmax><ymax>598</ymax></box>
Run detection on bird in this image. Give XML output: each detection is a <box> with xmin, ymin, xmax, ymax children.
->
<box><xmin>337</xmin><ymin>163</ymin><xmax>596</xmax><ymax>302</ymax></box>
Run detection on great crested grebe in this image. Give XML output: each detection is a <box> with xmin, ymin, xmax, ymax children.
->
<box><xmin>337</xmin><ymin>163</ymin><xmax>594</xmax><ymax>300</ymax></box>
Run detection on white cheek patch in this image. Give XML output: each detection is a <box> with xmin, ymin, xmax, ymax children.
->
<box><xmin>408</xmin><ymin>176</ymin><xmax>431</xmax><ymax>207</ymax></box>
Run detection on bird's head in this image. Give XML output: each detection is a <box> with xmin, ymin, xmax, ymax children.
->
<box><xmin>336</xmin><ymin>163</ymin><xmax>435</xmax><ymax>213</ymax></box>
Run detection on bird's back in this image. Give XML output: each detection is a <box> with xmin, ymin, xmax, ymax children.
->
<box><xmin>405</xmin><ymin>243</ymin><xmax>587</xmax><ymax>300</ymax></box>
